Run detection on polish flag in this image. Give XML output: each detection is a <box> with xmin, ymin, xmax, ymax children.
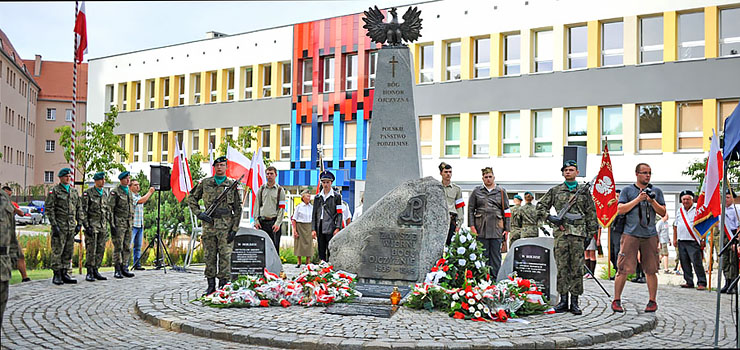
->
<box><xmin>455</xmin><ymin>198</ymin><xmax>465</xmax><ymax>209</ymax></box>
<box><xmin>504</xmin><ymin>208</ymin><xmax>512</xmax><ymax>218</ymax></box>
<box><xmin>693</xmin><ymin>129</ymin><xmax>724</xmax><ymax>239</ymax></box>
<box><xmin>170</xmin><ymin>139</ymin><xmax>192</xmax><ymax>202</ymax></box>
<box><xmin>226</xmin><ymin>145</ymin><xmax>251</xmax><ymax>183</ymax></box>
<box><xmin>208</xmin><ymin>142</ymin><xmax>215</xmax><ymax>177</ymax></box>
<box><xmin>74</xmin><ymin>1</ymin><xmax>88</xmax><ymax>63</ymax></box>
<box><xmin>247</xmin><ymin>148</ymin><xmax>267</xmax><ymax>216</ymax></box>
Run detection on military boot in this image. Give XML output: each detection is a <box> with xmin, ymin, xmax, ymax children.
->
<box><xmin>85</xmin><ymin>268</ymin><xmax>96</xmax><ymax>282</ymax></box>
<box><xmin>218</xmin><ymin>278</ymin><xmax>228</xmax><ymax>289</ymax></box>
<box><xmin>570</xmin><ymin>295</ymin><xmax>582</xmax><ymax>315</ymax></box>
<box><xmin>93</xmin><ymin>268</ymin><xmax>107</xmax><ymax>281</ymax></box>
<box><xmin>204</xmin><ymin>278</ymin><xmax>216</xmax><ymax>296</ymax></box>
<box><xmin>554</xmin><ymin>293</ymin><xmax>569</xmax><ymax>313</ymax></box>
<box><xmin>61</xmin><ymin>269</ymin><xmax>78</xmax><ymax>284</ymax></box>
<box><xmin>120</xmin><ymin>264</ymin><xmax>135</xmax><ymax>278</ymax></box>
<box><xmin>52</xmin><ymin>270</ymin><xmax>64</xmax><ymax>285</ymax></box>
<box><xmin>113</xmin><ymin>264</ymin><xmax>124</xmax><ymax>279</ymax></box>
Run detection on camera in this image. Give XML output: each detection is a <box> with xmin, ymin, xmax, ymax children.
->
<box><xmin>643</xmin><ymin>188</ymin><xmax>656</xmax><ymax>199</ymax></box>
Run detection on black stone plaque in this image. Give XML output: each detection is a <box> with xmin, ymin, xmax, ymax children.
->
<box><xmin>231</xmin><ymin>234</ymin><xmax>266</xmax><ymax>279</ymax></box>
<box><xmin>323</xmin><ymin>303</ymin><xmax>398</xmax><ymax>318</ymax></box>
<box><xmin>355</xmin><ymin>283</ymin><xmax>411</xmax><ymax>299</ymax></box>
<box><xmin>358</xmin><ymin>227</ymin><xmax>423</xmax><ymax>281</ymax></box>
<box><xmin>513</xmin><ymin>245</ymin><xmax>551</xmax><ymax>298</ymax></box>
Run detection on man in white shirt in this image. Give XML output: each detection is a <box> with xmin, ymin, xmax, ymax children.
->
<box><xmin>721</xmin><ymin>189</ymin><xmax>740</xmax><ymax>293</ymax></box>
<box><xmin>673</xmin><ymin>190</ymin><xmax>706</xmax><ymax>290</ymax></box>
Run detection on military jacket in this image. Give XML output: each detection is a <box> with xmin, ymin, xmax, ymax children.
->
<box><xmin>511</xmin><ymin>205</ymin><xmax>522</xmax><ymax>232</ymax></box>
<box><xmin>468</xmin><ymin>185</ymin><xmax>511</xmax><ymax>239</ymax></box>
<box><xmin>45</xmin><ymin>183</ymin><xmax>83</xmax><ymax>230</ymax></box>
<box><xmin>187</xmin><ymin>177</ymin><xmax>242</xmax><ymax>232</ymax></box>
<box><xmin>108</xmin><ymin>184</ymin><xmax>134</xmax><ymax>228</ymax></box>
<box><xmin>518</xmin><ymin>202</ymin><xmax>541</xmax><ymax>236</ymax></box>
<box><xmin>536</xmin><ymin>183</ymin><xmax>599</xmax><ymax>238</ymax></box>
<box><xmin>82</xmin><ymin>187</ymin><xmax>110</xmax><ymax>230</ymax></box>
<box><xmin>0</xmin><ymin>190</ymin><xmax>20</xmax><ymax>282</ymax></box>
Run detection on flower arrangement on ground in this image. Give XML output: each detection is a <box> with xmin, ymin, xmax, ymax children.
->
<box><xmin>197</xmin><ymin>262</ymin><xmax>360</xmax><ymax>308</ymax></box>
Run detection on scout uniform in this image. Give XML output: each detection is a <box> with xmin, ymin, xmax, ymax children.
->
<box><xmin>46</xmin><ymin>168</ymin><xmax>83</xmax><ymax>285</ymax></box>
<box><xmin>254</xmin><ymin>176</ymin><xmax>286</xmax><ymax>254</ymax></box>
<box><xmin>519</xmin><ymin>192</ymin><xmax>541</xmax><ymax>239</ymax></box>
<box><xmin>312</xmin><ymin>171</ymin><xmax>343</xmax><ymax>262</ymax></box>
<box><xmin>108</xmin><ymin>171</ymin><xmax>135</xmax><ymax>279</ymax></box>
<box><xmin>81</xmin><ymin>171</ymin><xmax>110</xmax><ymax>282</ymax></box>
<box><xmin>536</xmin><ymin>160</ymin><xmax>599</xmax><ymax>315</ymax></box>
<box><xmin>1</xmin><ymin>187</ymin><xmax>20</xmax><ymax>325</ymax></box>
<box><xmin>187</xmin><ymin>156</ymin><xmax>242</xmax><ymax>295</ymax></box>
<box><xmin>440</xmin><ymin>162</ymin><xmax>464</xmax><ymax>245</ymax></box>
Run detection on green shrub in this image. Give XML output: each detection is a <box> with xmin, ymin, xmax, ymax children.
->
<box><xmin>192</xmin><ymin>246</ymin><xmax>204</xmax><ymax>264</ymax></box>
<box><xmin>279</xmin><ymin>247</ymin><xmax>298</xmax><ymax>264</ymax></box>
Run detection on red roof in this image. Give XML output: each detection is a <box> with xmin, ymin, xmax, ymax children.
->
<box><xmin>23</xmin><ymin>59</ymin><xmax>88</xmax><ymax>101</ymax></box>
<box><xmin>0</xmin><ymin>28</ymin><xmax>37</xmax><ymax>86</ymax></box>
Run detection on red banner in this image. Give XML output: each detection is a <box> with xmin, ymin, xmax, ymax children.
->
<box><xmin>592</xmin><ymin>144</ymin><xmax>618</xmax><ymax>228</ymax></box>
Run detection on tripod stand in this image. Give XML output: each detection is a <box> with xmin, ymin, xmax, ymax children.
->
<box><xmin>131</xmin><ymin>190</ymin><xmax>184</xmax><ymax>273</ymax></box>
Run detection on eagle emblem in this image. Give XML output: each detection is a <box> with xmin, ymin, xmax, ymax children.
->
<box><xmin>362</xmin><ymin>6</ymin><xmax>423</xmax><ymax>46</ymax></box>
<box><xmin>594</xmin><ymin>176</ymin><xmax>614</xmax><ymax>195</ymax></box>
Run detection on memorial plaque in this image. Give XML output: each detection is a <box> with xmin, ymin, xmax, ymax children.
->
<box><xmin>323</xmin><ymin>303</ymin><xmax>398</xmax><ymax>318</ymax></box>
<box><xmin>358</xmin><ymin>227</ymin><xmax>423</xmax><ymax>281</ymax></box>
<box><xmin>513</xmin><ymin>245</ymin><xmax>551</xmax><ymax>299</ymax></box>
<box><xmin>355</xmin><ymin>283</ymin><xmax>411</xmax><ymax>299</ymax></box>
<box><xmin>231</xmin><ymin>234</ymin><xmax>266</xmax><ymax>279</ymax></box>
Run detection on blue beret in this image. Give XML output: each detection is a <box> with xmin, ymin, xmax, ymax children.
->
<box><xmin>93</xmin><ymin>172</ymin><xmax>106</xmax><ymax>181</ymax></box>
<box><xmin>213</xmin><ymin>156</ymin><xmax>227</xmax><ymax>166</ymax></box>
<box><xmin>513</xmin><ymin>195</ymin><xmax>523</xmax><ymax>200</ymax></box>
<box><xmin>319</xmin><ymin>171</ymin><xmax>335</xmax><ymax>181</ymax></box>
<box><xmin>118</xmin><ymin>171</ymin><xmax>130</xmax><ymax>180</ymax></box>
<box><xmin>58</xmin><ymin>168</ymin><xmax>72</xmax><ymax>177</ymax></box>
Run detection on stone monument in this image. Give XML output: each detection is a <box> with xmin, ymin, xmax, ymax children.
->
<box><xmin>230</xmin><ymin>227</ymin><xmax>282</xmax><ymax>280</ymax></box>
<box><xmin>497</xmin><ymin>237</ymin><xmax>557</xmax><ymax>304</ymax></box>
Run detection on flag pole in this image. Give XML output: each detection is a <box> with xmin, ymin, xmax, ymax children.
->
<box><xmin>713</xmin><ymin>159</ymin><xmax>729</xmax><ymax>348</ymax></box>
<box><xmin>71</xmin><ymin>1</ymin><xmax>79</xmax><ymax>186</ymax></box>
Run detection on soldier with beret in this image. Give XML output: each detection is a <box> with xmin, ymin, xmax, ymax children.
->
<box><xmin>439</xmin><ymin>162</ymin><xmax>464</xmax><ymax>245</ymax></box>
<box><xmin>46</xmin><ymin>168</ymin><xmax>84</xmax><ymax>285</ymax></box>
<box><xmin>312</xmin><ymin>171</ymin><xmax>343</xmax><ymax>262</ymax></box>
<box><xmin>518</xmin><ymin>192</ymin><xmax>541</xmax><ymax>240</ymax></box>
<box><xmin>536</xmin><ymin>160</ymin><xmax>599</xmax><ymax>315</ymax></box>
<box><xmin>468</xmin><ymin>167</ymin><xmax>511</xmax><ymax>280</ymax></box>
<box><xmin>188</xmin><ymin>156</ymin><xmax>242</xmax><ymax>296</ymax></box>
<box><xmin>1</xmin><ymin>183</ymin><xmax>21</xmax><ymax>325</ymax></box>
<box><xmin>108</xmin><ymin>171</ymin><xmax>135</xmax><ymax>279</ymax></box>
<box><xmin>81</xmin><ymin>171</ymin><xmax>110</xmax><ymax>282</ymax></box>
<box><xmin>509</xmin><ymin>194</ymin><xmax>523</xmax><ymax>246</ymax></box>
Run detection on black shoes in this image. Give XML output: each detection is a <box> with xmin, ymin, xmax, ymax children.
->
<box><xmin>85</xmin><ymin>268</ymin><xmax>96</xmax><ymax>282</ymax></box>
<box><xmin>120</xmin><ymin>264</ymin><xmax>135</xmax><ymax>278</ymax></box>
<box><xmin>133</xmin><ymin>266</ymin><xmax>146</xmax><ymax>271</ymax></box>
<box><xmin>570</xmin><ymin>295</ymin><xmax>582</xmax><ymax>315</ymax></box>
<box><xmin>52</xmin><ymin>270</ymin><xmax>63</xmax><ymax>285</ymax></box>
<box><xmin>61</xmin><ymin>269</ymin><xmax>77</xmax><ymax>284</ymax></box>
<box><xmin>204</xmin><ymin>278</ymin><xmax>216</xmax><ymax>296</ymax></box>
<box><xmin>554</xmin><ymin>293</ymin><xmax>569</xmax><ymax>313</ymax></box>
<box><xmin>93</xmin><ymin>268</ymin><xmax>107</xmax><ymax>280</ymax></box>
<box><xmin>113</xmin><ymin>264</ymin><xmax>123</xmax><ymax>279</ymax></box>
<box><xmin>218</xmin><ymin>278</ymin><xmax>228</xmax><ymax>289</ymax></box>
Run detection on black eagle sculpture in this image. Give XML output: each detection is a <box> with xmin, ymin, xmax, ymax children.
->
<box><xmin>362</xmin><ymin>6</ymin><xmax>423</xmax><ymax>46</ymax></box>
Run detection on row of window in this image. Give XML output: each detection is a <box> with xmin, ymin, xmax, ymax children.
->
<box><xmin>3</xmin><ymin>105</ymin><xmax>35</xmax><ymax>137</ymax></box>
<box><xmin>299</xmin><ymin>52</ymin><xmax>379</xmax><ymax>95</ymax></box>
<box><xmin>46</xmin><ymin>108</ymin><xmax>74</xmax><ymax>122</ymax></box>
<box><xmin>2</xmin><ymin>146</ymin><xmax>33</xmax><ymax>168</ymax></box>
<box><xmin>2</xmin><ymin>61</ymin><xmax>37</xmax><ymax>102</ymax></box>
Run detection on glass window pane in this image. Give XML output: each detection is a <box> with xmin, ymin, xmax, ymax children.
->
<box><xmin>641</xmin><ymin>16</ymin><xmax>663</xmax><ymax>47</ymax></box>
<box><xmin>422</xmin><ymin>45</ymin><xmax>434</xmax><ymax>69</ymax></box>
<box><xmin>322</xmin><ymin>124</ymin><xmax>333</xmax><ymax>144</ymax></box>
<box><xmin>474</xmin><ymin>144</ymin><xmax>489</xmax><ymax>155</ymax></box>
<box><xmin>345</xmin><ymin>123</ymin><xmax>356</xmax><ymax>144</ymax></box>
<box><xmin>721</xmin><ymin>42</ymin><xmax>740</xmax><ymax>56</ymax></box>
<box><xmin>475</xmin><ymin>67</ymin><xmax>490</xmax><ymax>77</ymax></box>
<box><xmin>680</xmin><ymin>46</ymin><xmax>705</xmax><ymax>60</ymax></box>
<box><xmin>505</xmin><ymin>64</ymin><xmax>520</xmax><ymax>75</ymax></box>
<box><xmin>534</xmin><ymin>142</ymin><xmax>552</xmax><ymax>153</ymax></box>
<box><xmin>505</xmin><ymin>34</ymin><xmax>520</xmax><ymax>60</ymax></box>
<box><xmin>536</xmin><ymin>31</ymin><xmax>553</xmax><ymax>60</ymax></box>
<box><xmin>536</xmin><ymin>61</ymin><xmax>553</xmax><ymax>72</ymax></box>
<box><xmin>720</xmin><ymin>100</ymin><xmax>739</xmax><ymax>131</ymax></box>
<box><xmin>474</xmin><ymin>115</ymin><xmax>489</xmax><ymax>142</ymax></box>
<box><xmin>639</xmin><ymin>138</ymin><xmax>662</xmax><ymax>150</ymax></box>
<box><xmin>679</xmin><ymin>137</ymin><xmax>703</xmax><ymax>149</ymax></box>
<box><xmin>679</xmin><ymin>12</ymin><xmax>705</xmax><ymax>43</ymax></box>
<box><xmin>569</xmin><ymin>26</ymin><xmax>588</xmax><ymax>54</ymax></box>
<box><xmin>447</xmin><ymin>42</ymin><xmax>461</xmax><ymax>66</ymax></box>
<box><xmin>419</xmin><ymin>118</ymin><xmax>432</xmax><ymax>141</ymax></box>
<box><xmin>303</xmin><ymin>60</ymin><xmax>313</xmax><ymax>81</ymax></box>
<box><xmin>445</xmin><ymin>116</ymin><xmax>460</xmax><ymax>141</ymax></box>
<box><xmin>535</xmin><ymin>110</ymin><xmax>552</xmax><ymax>138</ymax></box>
<box><xmin>679</xmin><ymin>102</ymin><xmax>703</xmax><ymax>132</ymax></box>
<box><xmin>641</xmin><ymin>50</ymin><xmax>663</xmax><ymax>63</ymax></box>
<box><xmin>475</xmin><ymin>38</ymin><xmax>490</xmax><ymax>64</ymax></box>
<box><xmin>503</xmin><ymin>113</ymin><xmax>520</xmax><ymax>139</ymax></box>
<box><xmin>301</xmin><ymin>125</ymin><xmax>311</xmax><ymax>146</ymax></box>
<box><xmin>567</xmin><ymin>109</ymin><xmax>587</xmax><ymax>136</ymax></box>
<box><xmin>503</xmin><ymin>143</ymin><xmax>520</xmax><ymax>154</ymax></box>
<box><xmin>603</xmin><ymin>22</ymin><xmax>623</xmax><ymax>51</ymax></box>
<box><xmin>569</xmin><ymin>57</ymin><xmax>587</xmax><ymax>69</ymax></box>
<box><xmin>721</xmin><ymin>8</ymin><xmax>740</xmax><ymax>39</ymax></box>
<box><xmin>445</xmin><ymin>145</ymin><xmax>460</xmax><ymax>155</ymax></box>
<box><xmin>605</xmin><ymin>139</ymin><xmax>623</xmax><ymax>152</ymax></box>
<box><xmin>602</xmin><ymin>107</ymin><xmax>622</xmax><ymax>135</ymax></box>
<box><xmin>638</xmin><ymin>104</ymin><xmax>662</xmax><ymax>134</ymax></box>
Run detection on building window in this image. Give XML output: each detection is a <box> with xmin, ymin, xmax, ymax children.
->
<box><xmin>145</xmin><ymin>133</ymin><xmax>153</xmax><ymax>162</ymax></box>
<box><xmin>322</xmin><ymin>58</ymin><xmax>334</xmax><ymax>93</ymax></box>
<box><xmin>445</xmin><ymin>41</ymin><xmax>461</xmax><ymax>81</ymax></box>
<box><xmin>345</xmin><ymin>54</ymin><xmax>358</xmax><ymax>90</ymax></box>
<box><xmin>209</xmin><ymin>72</ymin><xmax>217</xmax><ymax>102</ymax></box>
<box><xmin>280</xmin><ymin>125</ymin><xmax>291</xmax><ymax>159</ymax></box>
<box><xmin>191</xmin><ymin>131</ymin><xmax>199</xmax><ymax>155</ymax></box>
<box><xmin>133</xmin><ymin>134</ymin><xmax>140</xmax><ymax>162</ymax></box>
<box><xmin>638</xmin><ymin>104</ymin><xmax>662</xmax><ymax>152</ymax></box>
<box><xmin>678</xmin><ymin>12</ymin><xmax>705</xmax><ymax>60</ymax></box>
<box><xmin>135</xmin><ymin>82</ymin><xmax>141</xmax><ymax>109</ymax></box>
<box><xmin>192</xmin><ymin>74</ymin><xmax>201</xmax><ymax>104</ymax></box>
<box><xmin>534</xmin><ymin>30</ymin><xmax>553</xmax><ymax>72</ymax></box>
<box><xmin>601</xmin><ymin>106</ymin><xmax>623</xmax><ymax>152</ymax></box>
<box><xmin>119</xmin><ymin>135</ymin><xmax>126</xmax><ymax>162</ymax></box>
<box><xmin>568</xmin><ymin>25</ymin><xmax>588</xmax><ymax>69</ymax></box>
<box><xmin>121</xmin><ymin>83</ymin><xmax>128</xmax><ymax>110</ymax></box>
<box><xmin>504</xmin><ymin>33</ymin><xmax>521</xmax><ymax>75</ymax></box>
<box><xmin>474</xmin><ymin>37</ymin><xmax>490</xmax><ymax>78</ymax></box>
<box><xmin>444</xmin><ymin>115</ymin><xmax>460</xmax><ymax>156</ymax></box>
<box><xmin>321</xmin><ymin>123</ymin><xmax>333</xmax><ymax>160</ymax></box>
<box><xmin>163</xmin><ymin>78</ymin><xmax>171</xmax><ymax>107</ymax></box>
<box><xmin>720</xmin><ymin>100</ymin><xmax>739</xmax><ymax>132</ymax></box>
<box><xmin>419</xmin><ymin>44</ymin><xmax>434</xmax><ymax>83</ymax></box>
<box><xmin>419</xmin><ymin>117</ymin><xmax>432</xmax><ymax>158</ymax></box>
<box><xmin>720</xmin><ymin>8</ymin><xmax>740</xmax><ymax>56</ymax></box>
<box><xmin>344</xmin><ymin>122</ymin><xmax>357</xmax><ymax>159</ymax></box>
<box><xmin>161</xmin><ymin>133</ymin><xmax>169</xmax><ymax>162</ymax></box>
<box><xmin>262</xmin><ymin>64</ymin><xmax>272</xmax><ymax>98</ymax></box>
<box><xmin>65</xmin><ymin>109</ymin><xmax>73</xmax><ymax>122</ymax></box>
<box><xmin>566</xmin><ymin>108</ymin><xmax>587</xmax><ymax>147</ymax></box>
<box><xmin>472</xmin><ymin>113</ymin><xmax>489</xmax><ymax>156</ymax></box>
<box><xmin>107</xmin><ymin>85</ymin><xmax>114</xmax><ymax>110</ymax></box>
<box><xmin>302</xmin><ymin>59</ymin><xmax>313</xmax><ymax>94</ymax></box>
<box><xmin>45</xmin><ymin>140</ymin><xmax>55</xmax><ymax>152</ymax></box>
<box><xmin>244</xmin><ymin>67</ymin><xmax>253</xmax><ymax>99</ymax></box>
<box><xmin>282</xmin><ymin>62</ymin><xmax>292</xmax><ymax>95</ymax></box>
<box><xmin>261</xmin><ymin>127</ymin><xmax>270</xmax><ymax>159</ymax></box>
<box><xmin>300</xmin><ymin>124</ymin><xmax>311</xmax><ymax>160</ymax></box>
<box><xmin>148</xmin><ymin>80</ymin><xmax>155</xmax><ymax>108</ymax></box>
<box><xmin>46</xmin><ymin>108</ymin><xmax>56</xmax><ymax>120</ymax></box>
<box><xmin>678</xmin><ymin>101</ymin><xmax>703</xmax><ymax>150</ymax></box>
<box><xmin>178</xmin><ymin>76</ymin><xmax>185</xmax><ymax>105</ymax></box>
<box><xmin>502</xmin><ymin>112</ymin><xmax>520</xmax><ymax>154</ymax></box>
<box><xmin>602</xmin><ymin>21</ymin><xmax>624</xmax><ymax>66</ymax></box>
<box><xmin>368</xmin><ymin>51</ymin><xmax>378</xmax><ymax>88</ymax></box>
<box><xmin>44</xmin><ymin>171</ymin><xmax>54</xmax><ymax>183</ymax></box>
<box><xmin>640</xmin><ymin>16</ymin><xmax>663</xmax><ymax>63</ymax></box>
<box><xmin>227</xmin><ymin>69</ymin><xmax>235</xmax><ymax>101</ymax></box>
<box><xmin>533</xmin><ymin>110</ymin><xmax>552</xmax><ymax>154</ymax></box>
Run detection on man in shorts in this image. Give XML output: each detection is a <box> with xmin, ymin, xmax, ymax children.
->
<box><xmin>611</xmin><ymin>163</ymin><xmax>666</xmax><ymax>313</ymax></box>
<box><xmin>656</xmin><ymin>213</ymin><xmax>671</xmax><ymax>273</ymax></box>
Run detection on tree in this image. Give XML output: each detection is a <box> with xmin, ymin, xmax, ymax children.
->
<box><xmin>189</xmin><ymin>152</ymin><xmax>207</xmax><ymax>183</ymax></box>
<box><xmin>216</xmin><ymin>126</ymin><xmax>261</xmax><ymax>156</ymax></box>
<box><xmin>683</xmin><ymin>157</ymin><xmax>740</xmax><ymax>193</ymax></box>
<box><xmin>133</xmin><ymin>171</ymin><xmax>192</xmax><ymax>242</ymax></box>
<box><xmin>55</xmin><ymin>106</ymin><xmax>128</xmax><ymax>182</ymax></box>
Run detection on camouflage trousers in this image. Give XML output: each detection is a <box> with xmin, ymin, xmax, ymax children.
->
<box><xmin>1</xmin><ymin>280</ymin><xmax>7</xmax><ymax>326</ymax></box>
<box><xmin>51</xmin><ymin>228</ymin><xmax>76</xmax><ymax>270</ymax></box>
<box><xmin>723</xmin><ymin>243</ymin><xmax>739</xmax><ymax>284</ymax></box>
<box><xmin>509</xmin><ymin>229</ymin><xmax>521</xmax><ymax>246</ymax></box>
<box><xmin>521</xmin><ymin>226</ymin><xmax>539</xmax><ymax>239</ymax></box>
<box><xmin>554</xmin><ymin>234</ymin><xmax>585</xmax><ymax>296</ymax></box>
<box><xmin>85</xmin><ymin>227</ymin><xmax>108</xmax><ymax>269</ymax></box>
<box><xmin>111</xmin><ymin>223</ymin><xmax>132</xmax><ymax>266</ymax></box>
<box><xmin>202</xmin><ymin>230</ymin><xmax>231</xmax><ymax>279</ymax></box>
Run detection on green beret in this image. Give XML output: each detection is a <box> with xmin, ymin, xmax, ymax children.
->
<box><xmin>118</xmin><ymin>171</ymin><xmax>130</xmax><ymax>180</ymax></box>
<box><xmin>58</xmin><ymin>168</ymin><xmax>72</xmax><ymax>177</ymax></box>
<box><xmin>213</xmin><ymin>156</ymin><xmax>227</xmax><ymax>166</ymax></box>
<box><xmin>524</xmin><ymin>191</ymin><xmax>534</xmax><ymax>197</ymax></box>
<box><xmin>93</xmin><ymin>172</ymin><xmax>106</xmax><ymax>181</ymax></box>
<box><xmin>513</xmin><ymin>195</ymin><xmax>523</xmax><ymax>201</ymax></box>
<box><xmin>561</xmin><ymin>160</ymin><xmax>578</xmax><ymax>171</ymax></box>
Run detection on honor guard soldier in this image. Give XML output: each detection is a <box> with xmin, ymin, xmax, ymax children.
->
<box><xmin>46</xmin><ymin>168</ymin><xmax>84</xmax><ymax>285</ymax></box>
<box><xmin>439</xmin><ymin>162</ymin><xmax>464</xmax><ymax>245</ymax></box>
<box><xmin>519</xmin><ymin>192</ymin><xmax>541</xmax><ymax>239</ymax></box>
<box><xmin>509</xmin><ymin>195</ymin><xmax>523</xmax><ymax>245</ymax></box>
<box><xmin>536</xmin><ymin>160</ymin><xmax>599</xmax><ymax>315</ymax></box>
<box><xmin>81</xmin><ymin>171</ymin><xmax>110</xmax><ymax>282</ymax></box>
<box><xmin>108</xmin><ymin>171</ymin><xmax>135</xmax><ymax>279</ymax></box>
<box><xmin>188</xmin><ymin>156</ymin><xmax>242</xmax><ymax>296</ymax></box>
<box><xmin>1</xmin><ymin>184</ymin><xmax>21</xmax><ymax>325</ymax></box>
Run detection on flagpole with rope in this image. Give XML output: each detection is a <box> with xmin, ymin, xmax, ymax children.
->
<box><xmin>72</xmin><ymin>1</ymin><xmax>78</xmax><ymax>186</ymax></box>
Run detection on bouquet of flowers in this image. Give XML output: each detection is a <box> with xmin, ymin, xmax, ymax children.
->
<box><xmin>442</xmin><ymin>229</ymin><xmax>489</xmax><ymax>288</ymax></box>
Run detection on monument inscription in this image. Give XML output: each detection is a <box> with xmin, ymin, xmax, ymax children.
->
<box><xmin>359</xmin><ymin>227</ymin><xmax>422</xmax><ymax>281</ymax></box>
<box><xmin>513</xmin><ymin>245</ymin><xmax>551</xmax><ymax>299</ymax></box>
<box><xmin>231</xmin><ymin>234</ymin><xmax>266</xmax><ymax>279</ymax></box>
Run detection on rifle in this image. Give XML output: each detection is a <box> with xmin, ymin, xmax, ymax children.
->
<box><xmin>198</xmin><ymin>174</ymin><xmax>245</xmax><ymax>225</ymax></box>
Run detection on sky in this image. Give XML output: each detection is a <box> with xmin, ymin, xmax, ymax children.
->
<box><xmin>0</xmin><ymin>1</ymin><xmax>416</xmax><ymax>62</ymax></box>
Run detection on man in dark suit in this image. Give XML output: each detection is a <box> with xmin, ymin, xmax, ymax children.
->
<box><xmin>312</xmin><ymin>171</ymin><xmax>343</xmax><ymax>262</ymax></box>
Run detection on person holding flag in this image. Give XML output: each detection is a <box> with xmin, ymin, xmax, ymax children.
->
<box><xmin>468</xmin><ymin>167</ymin><xmax>510</xmax><ymax>281</ymax></box>
<box><xmin>591</xmin><ymin>144</ymin><xmax>619</xmax><ymax>279</ymax></box>
<box><xmin>673</xmin><ymin>190</ymin><xmax>706</xmax><ymax>290</ymax></box>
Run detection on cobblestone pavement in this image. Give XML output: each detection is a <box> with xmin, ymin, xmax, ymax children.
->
<box><xmin>2</xmin><ymin>267</ymin><xmax>736</xmax><ymax>349</ymax></box>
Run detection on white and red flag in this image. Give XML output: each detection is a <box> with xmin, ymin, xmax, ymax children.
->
<box><xmin>226</xmin><ymin>145</ymin><xmax>251</xmax><ymax>182</ymax></box>
<box><xmin>247</xmin><ymin>148</ymin><xmax>267</xmax><ymax>216</ymax></box>
<box><xmin>694</xmin><ymin>130</ymin><xmax>724</xmax><ymax>239</ymax></box>
<box><xmin>170</xmin><ymin>139</ymin><xmax>193</xmax><ymax>202</ymax></box>
<box><xmin>592</xmin><ymin>143</ymin><xmax>618</xmax><ymax>228</ymax></box>
<box><xmin>74</xmin><ymin>1</ymin><xmax>88</xmax><ymax>63</ymax></box>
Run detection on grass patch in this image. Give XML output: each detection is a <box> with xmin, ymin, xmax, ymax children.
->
<box><xmin>9</xmin><ymin>267</ymin><xmax>117</xmax><ymax>285</ymax></box>
<box><xmin>18</xmin><ymin>224</ymin><xmax>50</xmax><ymax>232</ymax></box>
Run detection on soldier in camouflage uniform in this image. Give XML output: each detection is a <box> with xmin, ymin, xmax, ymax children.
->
<box><xmin>187</xmin><ymin>156</ymin><xmax>242</xmax><ymax>296</ymax></box>
<box><xmin>536</xmin><ymin>160</ymin><xmax>598</xmax><ymax>315</ymax></box>
<box><xmin>46</xmin><ymin>168</ymin><xmax>84</xmax><ymax>285</ymax></box>
<box><xmin>108</xmin><ymin>171</ymin><xmax>135</xmax><ymax>279</ymax></box>
<box><xmin>1</xmin><ymin>183</ymin><xmax>21</xmax><ymax>325</ymax></box>
<box><xmin>81</xmin><ymin>171</ymin><xmax>110</xmax><ymax>282</ymax></box>
<box><xmin>519</xmin><ymin>192</ymin><xmax>541</xmax><ymax>239</ymax></box>
<box><xmin>509</xmin><ymin>195</ymin><xmax>523</xmax><ymax>246</ymax></box>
